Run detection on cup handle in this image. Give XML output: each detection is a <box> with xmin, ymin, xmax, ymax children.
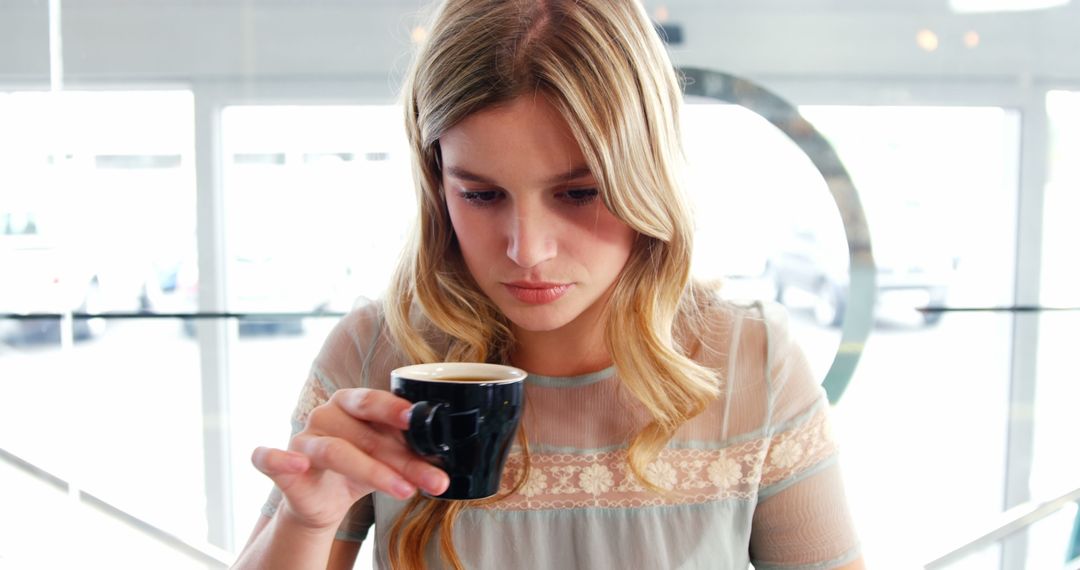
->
<box><xmin>406</xmin><ymin>401</ymin><xmax>451</xmax><ymax>456</ymax></box>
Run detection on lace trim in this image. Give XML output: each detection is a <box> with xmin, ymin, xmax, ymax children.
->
<box><xmin>287</xmin><ymin>380</ymin><xmax>837</xmax><ymax>511</ymax></box>
<box><xmin>760</xmin><ymin>408</ymin><xmax>836</xmax><ymax>489</ymax></box>
<box><xmin>294</xmin><ymin>378</ymin><xmax>330</xmax><ymax>425</ymax></box>
<box><xmin>481</xmin><ymin>409</ymin><xmax>836</xmax><ymax>511</ymax></box>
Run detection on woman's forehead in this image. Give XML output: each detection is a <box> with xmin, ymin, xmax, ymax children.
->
<box><xmin>440</xmin><ymin>96</ymin><xmax>592</xmax><ymax>184</ymax></box>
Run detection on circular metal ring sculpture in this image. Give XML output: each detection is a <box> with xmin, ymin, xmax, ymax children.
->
<box><xmin>679</xmin><ymin>67</ymin><xmax>876</xmax><ymax>404</ymax></box>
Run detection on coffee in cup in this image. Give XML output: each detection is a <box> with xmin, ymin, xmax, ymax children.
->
<box><xmin>391</xmin><ymin>362</ymin><xmax>526</xmax><ymax>500</ymax></box>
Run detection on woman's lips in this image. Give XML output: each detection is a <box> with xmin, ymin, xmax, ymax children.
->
<box><xmin>503</xmin><ymin>282</ymin><xmax>573</xmax><ymax>305</ymax></box>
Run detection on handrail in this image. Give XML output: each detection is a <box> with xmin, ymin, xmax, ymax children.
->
<box><xmin>0</xmin><ymin>310</ymin><xmax>348</xmax><ymax>320</ymax></box>
<box><xmin>924</xmin><ymin>485</ymin><xmax>1080</xmax><ymax>569</ymax></box>
<box><xmin>918</xmin><ymin>305</ymin><xmax>1080</xmax><ymax>313</ymax></box>
<box><xmin>0</xmin><ymin>447</ymin><xmax>233</xmax><ymax>568</ymax></box>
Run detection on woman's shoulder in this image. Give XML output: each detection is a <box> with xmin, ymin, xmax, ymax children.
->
<box><xmin>684</xmin><ymin>285</ymin><xmax>780</xmax><ymax>362</ymax></box>
<box><xmin>337</xmin><ymin>295</ymin><xmax>385</xmax><ymax>329</ymax></box>
<box><xmin>309</xmin><ymin>296</ymin><xmax>396</xmax><ymax>389</ymax></box>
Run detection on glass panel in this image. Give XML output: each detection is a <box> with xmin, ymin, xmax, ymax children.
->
<box><xmin>1042</xmin><ymin>91</ymin><xmax>1080</xmax><ymax>307</ymax></box>
<box><xmin>683</xmin><ymin>101</ymin><xmax>844</xmax><ymax>379</ymax></box>
<box><xmin>684</xmin><ymin>101</ymin><xmax>1020</xmax><ymax>567</ymax></box>
<box><xmin>220</xmin><ymin>106</ymin><xmax>413</xmax><ymax>314</ymax></box>
<box><xmin>715</xmin><ymin>105</ymin><xmax>1019</xmax><ymax>567</ymax></box>
<box><xmin>800</xmin><ymin>106</ymin><xmax>1020</xmax><ymax>310</ymax></box>
<box><xmin>0</xmin><ymin>318</ymin><xmax>206</xmax><ymax>558</ymax></box>
<box><xmin>219</xmin><ymin>106</ymin><xmax>413</xmax><ymax>550</ymax></box>
<box><xmin>1032</xmin><ymin>91</ymin><xmax>1080</xmax><ymax>570</ymax></box>
<box><xmin>0</xmin><ymin>91</ymin><xmax>203</xmax><ymax>549</ymax></box>
<box><xmin>0</xmin><ymin>443</ymin><xmax>210</xmax><ymax>568</ymax></box>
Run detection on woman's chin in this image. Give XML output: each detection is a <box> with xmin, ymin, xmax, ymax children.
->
<box><xmin>501</xmin><ymin>305</ymin><xmax>578</xmax><ymax>334</ymax></box>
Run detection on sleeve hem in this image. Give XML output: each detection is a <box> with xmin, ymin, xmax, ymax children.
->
<box><xmin>757</xmin><ymin>454</ymin><xmax>838</xmax><ymax>502</ymax></box>
<box><xmin>768</xmin><ymin>395</ymin><xmax>828</xmax><ymax>438</ymax></box>
<box><xmin>751</xmin><ymin>544</ymin><xmax>862</xmax><ymax>570</ymax></box>
<box><xmin>260</xmin><ymin>501</ymin><xmax>278</xmax><ymax>519</ymax></box>
<box><xmin>334</xmin><ymin>529</ymin><xmax>371</xmax><ymax>543</ymax></box>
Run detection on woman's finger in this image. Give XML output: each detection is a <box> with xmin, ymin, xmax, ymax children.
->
<box><xmin>307</xmin><ymin>408</ymin><xmax>449</xmax><ymax>495</ymax></box>
<box><xmin>250</xmin><ymin>446</ymin><xmax>312</xmax><ymax>494</ymax></box>
<box><xmin>294</xmin><ymin>434</ymin><xmax>419</xmax><ymax>500</ymax></box>
<box><xmin>252</xmin><ymin>446</ymin><xmax>310</xmax><ymax>476</ymax></box>
<box><xmin>329</xmin><ymin>388</ymin><xmax>413</xmax><ymax>430</ymax></box>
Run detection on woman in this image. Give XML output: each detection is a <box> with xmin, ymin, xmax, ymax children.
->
<box><xmin>234</xmin><ymin>0</ymin><xmax>863</xmax><ymax>568</ymax></box>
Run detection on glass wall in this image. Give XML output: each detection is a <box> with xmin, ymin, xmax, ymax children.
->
<box><xmin>0</xmin><ymin>91</ymin><xmax>205</xmax><ymax>567</ymax></box>
<box><xmin>2</xmin><ymin>1</ymin><xmax>1078</xmax><ymax>568</ymax></box>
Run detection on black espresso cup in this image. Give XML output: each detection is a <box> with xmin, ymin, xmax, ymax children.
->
<box><xmin>391</xmin><ymin>362</ymin><xmax>526</xmax><ymax>500</ymax></box>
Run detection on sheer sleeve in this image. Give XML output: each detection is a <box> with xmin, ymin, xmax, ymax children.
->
<box><xmin>748</xmin><ymin>302</ymin><xmax>861</xmax><ymax>569</ymax></box>
<box><xmin>259</xmin><ymin>298</ymin><xmax>384</xmax><ymax>543</ymax></box>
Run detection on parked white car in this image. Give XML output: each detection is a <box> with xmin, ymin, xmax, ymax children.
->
<box><xmin>0</xmin><ymin>209</ymin><xmax>156</xmax><ymax>343</ymax></box>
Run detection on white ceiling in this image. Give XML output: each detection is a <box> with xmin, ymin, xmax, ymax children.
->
<box><xmin>1</xmin><ymin>0</ymin><xmax>1078</xmax><ymax>96</ymax></box>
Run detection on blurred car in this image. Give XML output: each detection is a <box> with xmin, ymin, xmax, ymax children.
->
<box><xmin>0</xmin><ymin>209</ymin><xmax>157</xmax><ymax>343</ymax></box>
<box><xmin>767</xmin><ymin>221</ymin><xmax>954</xmax><ymax>328</ymax></box>
<box><xmin>169</xmin><ymin>243</ymin><xmax>347</xmax><ymax>337</ymax></box>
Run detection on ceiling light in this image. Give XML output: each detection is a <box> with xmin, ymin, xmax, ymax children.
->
<box><xmin>916</xmin><ymin>29</ymin><xmax>940</xmax><ymax>51</ymax></box>
<box><xmin>949</xmin><ymin>0</ymin><xmax>1070</xmax><ymax>13</ymax></box>
<box><xmin>410</xmin><ymin>26</ymin><xmax>428</xmax><ymax>44</ymax></box>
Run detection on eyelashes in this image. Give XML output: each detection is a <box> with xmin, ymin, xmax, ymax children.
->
<box><xmin>458</xmin><ymin>188</ymin><xmax>599</xmax><ymax>208</ymax></box>
<box><xmin>459</xmin><ymin>190</ymin><xmax>502</xmax><ymax>206</ymax></box>
<box><xmin>562</xmin><ymin>188</ymin><xmax>599</xmax><ymax>206</ymax></box>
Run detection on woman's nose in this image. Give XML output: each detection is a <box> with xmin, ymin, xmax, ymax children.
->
<box><xmin>506</xmin><ymin>204</ymin><xmax>557</xmax><ymax>268</ymax></box>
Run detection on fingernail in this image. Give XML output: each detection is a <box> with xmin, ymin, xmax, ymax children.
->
<box><xmin>399</xmin><ymin>408</ymin><xmax>412</xmax><ymax>427</ymax></box>
<box><xmin>391</xmin><ymin>479</ymin><xmax>416</xmax><ymax>500</ymax></box>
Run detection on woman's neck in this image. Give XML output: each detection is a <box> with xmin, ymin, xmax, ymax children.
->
<box><xmin>510</xmin><ymin>313</ymin><xmax>611</xmax><ymax>377</ymax></box>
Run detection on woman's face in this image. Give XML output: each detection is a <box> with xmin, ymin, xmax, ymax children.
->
<box><xmin>440</xmin><ymin>94</ymin><xmax>636</xmax><ymax>335</ymax></box>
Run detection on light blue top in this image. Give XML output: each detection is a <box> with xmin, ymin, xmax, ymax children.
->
<box><xmin>264</xmin><ymin>298</ymin><xmax>861</xmax><ymax>569</ymax></box>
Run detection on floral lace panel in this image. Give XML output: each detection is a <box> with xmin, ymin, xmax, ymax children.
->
<box><xmin>759</xmin><ymin>407</ymin><xmax>836</xmax><ymax>489</ymax></box>
<box><xmin>481</xmin><ymin>408</ymin><xmax>836</xmax><ymax>511</ymax></box>
<box><xmin>293</xmin><ymin>377</ymin><xmax>331</xmax><ymax>426</ymax></box>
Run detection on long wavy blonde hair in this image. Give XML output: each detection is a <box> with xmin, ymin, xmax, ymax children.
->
<box><xmin>383</xmin><ymin>0</ymin><xmax>720</xmax><ymax>568</ymax></box>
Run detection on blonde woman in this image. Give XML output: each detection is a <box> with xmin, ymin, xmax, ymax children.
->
<box><xmin>234</xmin><ymin>0</ymin><xmax>864</xmax><ymax>568</ymax></box>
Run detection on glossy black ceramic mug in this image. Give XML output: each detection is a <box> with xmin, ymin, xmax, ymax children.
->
<box><xmin>391</xmin><ymin>362</ymin><xmax>526</xmax><ymax>500</ymax></box>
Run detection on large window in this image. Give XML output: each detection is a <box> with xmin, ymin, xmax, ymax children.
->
<box><xmin>219</xmin><ymin>105</ymin><xmax>413</xmax><ymax>550</ymax></box>
<box><xmin>683</xmin><ymin>102</ymin><xmax>1022</xmax><ymax>568</ymax></box>
<box><xmin>0</xmin><ymin>91</ymin><xmax>205</xmax><ymax>565</ymax></box>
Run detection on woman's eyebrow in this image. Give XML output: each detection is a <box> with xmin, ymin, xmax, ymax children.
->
<box><xmin>445</xmin><ymin>165</ymin><xmax>593</xmax><ymax>186</ymax></box>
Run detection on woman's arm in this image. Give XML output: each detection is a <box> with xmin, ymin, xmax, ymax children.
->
<box><xmin>233</xmin><ymin>511</ymin><xmax>362</xmax><ymax>570</ymax></box>
<box><xmin>233</xmin><ymin>512</ymin><xmax>344</xmax><ymax>569</ymax></box>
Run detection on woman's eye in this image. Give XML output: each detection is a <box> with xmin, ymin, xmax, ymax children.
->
<box><xmin>560</xmin><ymin>188</ymin><xmax>599</xmax><ymax>206</ymax></box>
<box><xmin>459</xmin><ymin>190</ymin><xmax>503</xmax><ymax>207</ymax></box>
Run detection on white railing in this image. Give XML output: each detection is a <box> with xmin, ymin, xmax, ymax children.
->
<box><xmin>925</xmin><ymin>485</ymin><xmax>1080</xmax><ymax>569</ymax></box>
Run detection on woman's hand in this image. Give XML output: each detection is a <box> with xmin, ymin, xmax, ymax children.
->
<box><xmin>251</xmin><ymin>388</ymin><xmax>450</xmax><ymax>532</ymax></box>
